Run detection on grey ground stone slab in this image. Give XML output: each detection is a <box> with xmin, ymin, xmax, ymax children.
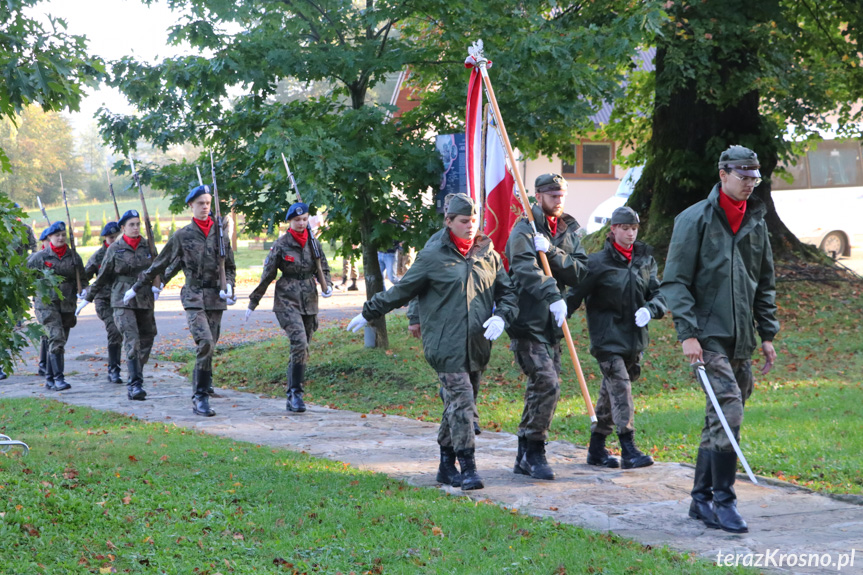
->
<box><xmin>2</xmin><ymin>352</ymin><xmax>861</xmax><ymax>574</ymax></box>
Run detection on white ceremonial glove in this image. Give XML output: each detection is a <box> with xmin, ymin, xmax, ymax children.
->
<box><xmin>549</xmin><ymin>299</ymin><xmax>567</xmax><ymax>328</ymax></box>
<box><xmin>123</xmin><ymin>287</ymin><xmax>137</xmax><ymax>305</ymax></box>
<box><xmin>75</xmin><ymin>299</ymin><xmax>90</xmax><ymax>316</ymax></box>
<box><xmin>634</xmin><ymin>307</ymin><xmax>651</xmax><ymax>328</ymax></box>
<box><xmin>77</xmin><ymin>289</ymin><xmax>87</xmax><ymax>300</ymax></box>
<box><xmin>227</xmin><ymin>296</ymin><xmax>237</xmax><ymax>306</ymax></box>
<box><xmin>533</xmin><ymin>234</ymin><xmax>550</xmax><ymax>253</ymax></box>
<box><xmin>347</xmin><ymin>313</ymin><xmax>368</xmax><ymax>333</ymax></box>
<box><xmin>151</xmin><ymin>285</ymin><xmax>162</xmax><ymax>301</ymax></box>
<box><xmin>219</xmin><ymin>284</ymin><xmax>234</xmax><ymax>301</ymax></box>
<box><xmin>321</xmin><ymin>286</ymin><xmax>333</xmax><ymax>298</ymax></box>
<box><xmin>482</xmin><ymin>315</ymin><xmax>505</xmax><ymax>341</ymax></box>
<box><xmin>244</xmin><ymin>308</ymin><xmax>253</xmax><ymax>323</ymax></box>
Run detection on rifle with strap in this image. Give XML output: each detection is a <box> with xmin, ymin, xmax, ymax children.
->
<box><xmin>209</xmin><ymin>152</ymin><xmax>228</xmax><ymax>292</ymax></box>
<box><xmin>106</xmin><ymin>165</ymin><xmax>121</xmax><ymax>220</ymax></box>
<box><xmin>128</xmin><ymin>158</ymin><xmax>160</xmax><ymax>288</ymax></box>
<box><xmin>37</xmin><ymin>196</ymin><xmax>51</xmax><ymax>225</ymax></box>
<box><xmin>281</xmin><ymin>152</ymin><xmax>328</xmax><ymax>290</ymax></box>
<box><xmin>59</xmin><ymin>174</ymin><xmax>82</xmax><ymax>294</ymax></box>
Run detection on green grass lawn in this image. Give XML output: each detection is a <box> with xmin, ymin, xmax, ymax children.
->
<box><xmin>0</xmin><ymin>398</ymin><xmax>746</xmax><ymax>574</ymax></box>
<box><xmin>24</xmin><ymin>197</ymin><xmax>176</xmax><ymax>227</ymax></box>
<box><xmin>167</xmin><ymin>281</ymin><xmax>863</xmax><ymax>496</ymax></box>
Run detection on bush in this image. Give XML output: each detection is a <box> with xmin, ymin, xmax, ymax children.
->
<box><xmin>169</xmin><ymin>214</ymin><xmax>177</xmax><ymax>238</ymax></box>
<box><xmin>82</xmin><ymin>211</ymin><xmax>92</xmax><ymax>246</ymax></box>
<box><xmin>153</xmin><ymin>210</ymin><xmax>163</xmax><ymax>243</ymax></box>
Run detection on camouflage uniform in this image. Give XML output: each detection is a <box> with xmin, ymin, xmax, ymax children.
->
<box><xmin>12</xmin><ymin>223</ymin><xmax>38</xmax><ymax>256</ymax></box>
<box><xmin>27</xmin><ymin>243</ymin><xmax>85</xmax><ymax>390</ymax></box>
<box><xmin>87</xmin><ymin>236</ymin><xmax>158</xmax><ymax>396</ymax></box>
<box><xmin>84</xmin><ymin>242</ymin><xmax>124</xmax><ymax>382</ymax></box>
<box><xmin>133</xmin><ymin>218</ymin><xmax>236</xmax><ymax>409</ymax></box>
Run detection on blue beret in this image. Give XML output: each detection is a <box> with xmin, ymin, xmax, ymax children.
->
<box><xmin>286</xmin><ymin>202</ymin><xmax>309</xmax><ymax>221</ymax></box>
<box><xmin>39</xmin><ymin>228</ymin><xmax>50</xmax><ymax>241</ymax></box>
<box><xmin>186</xmin><ymin>185</ymin><xmax>211</xmax><ymax>204</ymax></box>
<box><xmin>101</xmin><ymin>221</ymin><xmax>121</xmax><ymax>237</ymax></box>
<box><xmin>118</xmin><ymin>210</ymin><xmax>140</xmax><ymax>227</ymax></box>
<box><xmin>14</xmin><ymin>202</ymin><xmax>20</xmax><ymax>208</ymax></box>
<box><xmin>43</xmin><ymin>221</ymin><xmax>66</xmax><ymax>238</ymax></box>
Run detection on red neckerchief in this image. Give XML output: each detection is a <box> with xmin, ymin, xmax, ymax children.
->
<box><xmin>50</xmin><ymin>243</ymin><xmax>68</xmax><ymax>259</ymax></box>
<box><xmin>193</xmin><ymin>217</ymin><xmax>214</xmax><ymax>237</ymax></box>
<box><xmin>289</xmin><ymin>228</ymin><xmax>308</xmax><ymax>248</ymax></box>
<box><xmin>103</xmin><ymin>241</ymin><xmax>109</xmax><ymax>249</ymax></box>
<box><xmin>718</xmin><ymin>187</ymin><xmax>747</xmax><ymax>234</ymax></box>
<box><xmin>613</xmin><ymin>241</ymin><xmax>633</xmax><ymax>262</ymax></box>
<box><xmin>449</xmin><ymin>231</ymin><xmax>474</xmax><ymax>257</ymax></box>
<box><xmin>546</xmin><ymin>216</ymin><xmax>558</xmax><ymax>237</ymax></box>
<box><xmin>124</xmin><ymin>234</ymin><xmax>142</xmax><ymax>251</ymax></box>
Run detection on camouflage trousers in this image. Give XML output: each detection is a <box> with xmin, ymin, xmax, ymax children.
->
<box><xmin>437</xmin><ymin>371</ymin><xmax>481</xmax><ymax>452</ymax></box>
<box><xmin>35</xmin><ymin>307</ymin><xmax>76</xmax><ymax>354</ymax></box>
<box><xmin>342</xmin><ymin>257</ymin><xmax>358</xmax><ymax>280</ymax></box>
<box><xmin>186</xmin><ymin>309</ymin><xmax>223</xmax><ymax>372</ymax></box>
<box><xmin>114</xmin><ymin>308</ymin><xmax>157</xmax><ymax>365</ymax></box>
<box><xmin>592</xmin><ymin>354</ymin><xmax>641</xmax><ymax>436</ymax></box>
<box><xmin>511</xmin><ymin>339</ymin><xmax>562</xmax><ymax>442</ymax></box>
<box><xmin>275</xmin><ymin>309</ymin><xmax>318</xmax><ymax>366</ymax></box>
<box><xmin>439</xmin><ymin>376</ymin><xmax>479</xmax><ymax>428</ymax></box>
<box><xmin>697</xmin><ymin>350</ymin><xmax>754</xmax><ymax>453</ymax></box>
<box><xmin>95</xmin><ymin>299</ymin><xmax>123</xmax><ymax>346</ymax></box>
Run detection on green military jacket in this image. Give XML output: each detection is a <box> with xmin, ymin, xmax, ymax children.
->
<box><xmin>363</xmin><ymin>230</ymin><xmax>518</xmax><ymax>373</ymax></box>
<box><xmin>661</xmin><ymin>184</ymin><xmax>780</xmax><ymax>359</ymax></box>
<box><xmin>133</xmin><ymin>219</ymin><xmax>236</xmax><ymax>311</ymax></box>
<box><xmin>12</xmin><ymin>222</ymin><xmax>37</xmax><ymax>256</ymax></box>
<box><xmin>84</xmin><ymin>243</ymin><xmax>112</xmax><ymax>304</ymax></box>
<box><xmin>505</xmin><ymin>204</ymin><xmax>588</xmax><ymax>346</ymax></box>
<box><xmin>567</xmin><ymin>237</ymin><xmax>666</xmax><ymax>361</ymax></box>
<box><xmin>248</xmin><ymin>231</ymin><xmax>332</xmax><ymax>314</ymax></box>
<box><xmin>87</xmin><ymin>236</ymin><xmax>156</xmax><ymax>310</ymax></box>
<box><xmin>27</xmin><ymin>246</ymin><xmax>85</xmax><ymax>314</ymax></box>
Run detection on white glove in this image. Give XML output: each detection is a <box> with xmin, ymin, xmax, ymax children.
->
<box><xmin>75</xmin><ymin>299</ymin><xmax>90</xmax><ymax>316</ymax></box>
<box><xmin>549</xmin><ymin>299</ymin><xmax>567</xmax><ymax>327</ymax></box>
<box><xmin>123</xmin><ymin>287</ymin><xmax>137</xmax><ymax>305</ymax></box>
<box><xmin>227</xmin><ymin>297</ymin><xmax>237</xmax><ymax>306</ymax></box>
<box><xmin>151</xmin><ymin>285</ymin><xmax>162</xmax><ymax>301</ymax></box>
<box><xmin>321</xmin><ymin>286</ymin><xmax>333</xmax><ymax>298</ymax></box>
<box><xmin>634</xmin><ymin>307</ymin><xmax>651</xmax><ymax>327</ymax></box>
<box><xmin>533</xmin><ymin>234</ymin><xmax>550</xmax><ymax>253</ymax></box>
<box><xmin>244</xmin><ymin>308</ymin><xmax>253</xmax><ymax>323</ymax></box>
<box><xmin>482</xmin><ymin>315</ymin><xmax>505</xmax><ymax>341</ymax></box>
<box><xmin>347</xmin><ymin>313</ymin><xmax>368</xmax><ymax>333</ymax></box>
<box><xmin>77</xmin><ymin>289</ymin><xmax>87</xmax><ymax>299</ymax></box>
<box><xmin>219</xmin><ymin>284</ymin><xmax>234</xmax><ymax>301</ymax></box>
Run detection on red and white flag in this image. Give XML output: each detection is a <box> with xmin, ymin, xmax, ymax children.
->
<box><xmin>465</xmin><ymin>61</ymin><xmax>483</xmax><ymax>205</ymax></box>
<box><xmin>482</xmin><ymin>111</ymin><xmax>519</xmax><ymax>268</ymax></box>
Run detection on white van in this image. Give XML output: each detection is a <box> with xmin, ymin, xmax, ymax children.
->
<box><xmin>585</xmin><ymin>165</ymin><xmax>643</xmax><ymax>234</ymax></box>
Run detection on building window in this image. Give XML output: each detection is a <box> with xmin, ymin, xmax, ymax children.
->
<box><xmin>561</xmin><ymin>141</ymin><xmax>615</xmax><ymax>178</ymax></box>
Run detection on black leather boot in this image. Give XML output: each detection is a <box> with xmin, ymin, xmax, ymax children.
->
<box><xmin>192</xmin><ymin>370</ymin><xmax>216</xmax><ymax>416</ymax></box>
<box><xmin>126</xmin><ymin>358</ymin><xmax>147</xmax><ymax>401</ymax></box>
<box><xmin>689</xmin><ymin>448</ymin><xmax>718</xmax><ymax>528</ymax></box>
<box><xmin>436</xmin><ymin>445</ymin><xmax>462</xmax><ymax>487</ymax></box>
<box><xmin>618</xmin><ymin>431</ymin><xmax>654</xmax><ymax>469</ymax></box>
<box><xmin>514</xmin><ymin>436</ymin><xmax>528</xmax><ymax>475</ymax></box>
<box><xmin>456</xmin><ymin>448</ymin><xmax>484</xmax><ymax>491</ymax></box>
<box><xmin>38</xmin><ymin>337</ymin><xmax>47</xmax><ymax>376</ymax></box>
<box><xmin>49</xmin><ymin>353</ymin><xmax>71</xmax><ymax>391</ymax></box>
<box><xmin>586</xmin><ymin>432</ymin><xmax>621</xmax><ymax>468</ymax></box>
<box><xmin>711</xmin><ymin>450</ymin><xmax>748</xmax><ymax>533</ymax></box>
<box><xmin>519</xmin><ymin>439</ymin><xmax>555</xmax><ymax>480</ymax></box>
<box><xmin>287</xmin><ymin>362</ymin><xmax>306</xmax><ymax>413</ymax></box>
<box><xmin>107</xmin><ymin>344</ymin><xmax>123</xmax><ymax>384</ymax></box>
<box><xmin>43</xmin><ymin>350</ymin><xmax>55</xmax><ymax>390</ymax></box>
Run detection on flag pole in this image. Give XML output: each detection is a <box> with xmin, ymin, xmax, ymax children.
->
<box><xmin>479</xmin><ymin>102</ymin><xmax>489</xmax><ymax>231</ymax></box>
<box><xmin>468</xmin><ymin>40</ymin><xmax>596</xmax><ymax>422</ymax></box>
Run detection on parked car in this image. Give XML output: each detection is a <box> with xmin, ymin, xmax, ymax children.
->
<box><xmin>585</xmin><ymin>165</ymin><xmax>643</xmax><ymax>235</ymax></box>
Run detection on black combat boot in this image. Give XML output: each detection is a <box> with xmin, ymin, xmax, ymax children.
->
<box><xmin>586</xmin><ymin>432</ymin><xmax>621</xmax><ymax>468</ymax></box>
<box><xmin>44</xmin><ymin>351</ymin><xmax>55</xmax><ymax>390</ymax></box>
<box><xmin>519</xmin><ymin>439</ymin><xmax>555</xmax><ymax>480</ymax></box>
<box><xmin>711</xmin><ymin>450</ymin><xmax>748</xmax><ymax>533</ymax></box>
<box><xmin>107</xmin><ymin>344</ymin><xmax>123</xmax><ymax>384</ymax></box>
<box><xmin>456</xmin><ymin>448</ymin><xmax>484</xmax><ymax>491</ymax></box>
<box><xmin>689</xmin><ymin>448</ymin><xmax>718</xmax><ymax>528</ymax></box>
<box><xmin>49</xmin><ymin>353</ymin><xmax>71</xmax><ymax>391</ymax></box>
<box><xmin>38</xmin><ymin>338</ymin><xmax>48</xmax><ymax>376</ymax></box>
<box><xmin>436</xmin><ymin>445</ymin><xmax>462</xmax><ymax>487</ymax></box>
<box><xmin>286</xmin><ymin>362</ymin><xmax>306</xmax><ymax>413</ymax></box>
<box><xmin>513</xmin><ymin>436</ymin><xmax>528</xmax><ymax>475</ymax></box>
<box><xmin>617</xmin><ymin>431</ymin><xmax>654</xmax><ymax>469</ymax></box>
<box><xmin>192</xmin><ymin>370</ymin><xmax>216</xmax><ymax>416</ymax></box>
<box><xmin>473</xmin><ymin>421</ymin><xmax>482</xmax><ymax>435</ymax></box>
<box><xmin>126</xmin><ymin>358</ymin><xmax>147</xmax><ymax>401</ymax></box>
<box><xmin>347</xmin><ymin>279</ymin><xmax>358</xmax><ymax>291</ymax></box>
<box><xmin>0</xmin><ymin>365</ymin><xmax>7</xmax><ymax>380</ymax></box>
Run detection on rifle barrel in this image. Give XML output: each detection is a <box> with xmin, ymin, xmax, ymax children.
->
<box><xmin>59</xmin><ymin>174</ymin><xmax>82</xmax><ymax>294</ymax></box>
<box><xmin>209</xmin><ymin>152</ymin><xmax>228</xmax><ymax>292</ymax></box>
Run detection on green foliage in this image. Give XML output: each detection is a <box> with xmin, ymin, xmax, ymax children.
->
<box><xmin>152</xmin><ymin>209</ymin><xmax>163</xmax><ymax>243</ymax></box>
<box><xmin>101</xmin><ymin>210</ymin><xmax>107</xmax><ymax>228</ymax></box>
<box><xmin>81</xmin><ymin>210</ymin><xmax>92</xmax><ymax>245</ymax></box>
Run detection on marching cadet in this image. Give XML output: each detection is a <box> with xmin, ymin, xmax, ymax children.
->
<box><xmin>78</xmin><ymin>211</ymin><xmax>161</xmax><ymax>400</ymax></box>
<box><xmin>1</xmin><ymin>204</ymin><xmax>39</xmax><ymax>380</ymax></box>
<box><xmin>80</xmin><ymin>221</ymin><xmax>124</xmax><ymax>384</ymax></box>
<box><xmin>347</xmin><ymin>194</ymin><xmax>518</xmax><ymax>491</ymax></box>
<box><xmin>662</xmin><ymin>146</ymin><xmax>780</xmax><ymax>533</ymax></box>
<box><xmin>567</xmin><ymin>207</ymin><xmax>666</xmax><ymax>469</ymax></box>
<box><xmin>245</xmin><ymin>202</ymin><xmax>333</xmax><ymax>413</ymax></box>
<box><xmin>26</xmin><ymin>221</ymin><xmax>86</xmax><ymax>391</ymax></box>
<box><xmin>505</xmin><ymin>173</ymin><xmax>588</xmax><ymax>480</ymax></box>
<box><xmin>129</xmin><ymin>186</ymin><xmax>237</xmax><ymax>417</ymax></box>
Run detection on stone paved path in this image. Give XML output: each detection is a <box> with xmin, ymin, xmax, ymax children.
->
<box><xmin>2</xmin><ymin>352</ymin><xmax>862</xmax><ymax>575</ymax></box>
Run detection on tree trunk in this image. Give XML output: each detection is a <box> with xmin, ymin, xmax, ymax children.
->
<box><xmin>359</xmin><ymin>209</ymin><xmax>389</xmax><ymax>349</ymax></box>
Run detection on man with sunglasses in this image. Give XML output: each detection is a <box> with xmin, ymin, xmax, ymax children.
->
<box><xmin>662</xmin><ymin>145</ymin><xmax>780</xmax><ymax>534</ymax></box>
